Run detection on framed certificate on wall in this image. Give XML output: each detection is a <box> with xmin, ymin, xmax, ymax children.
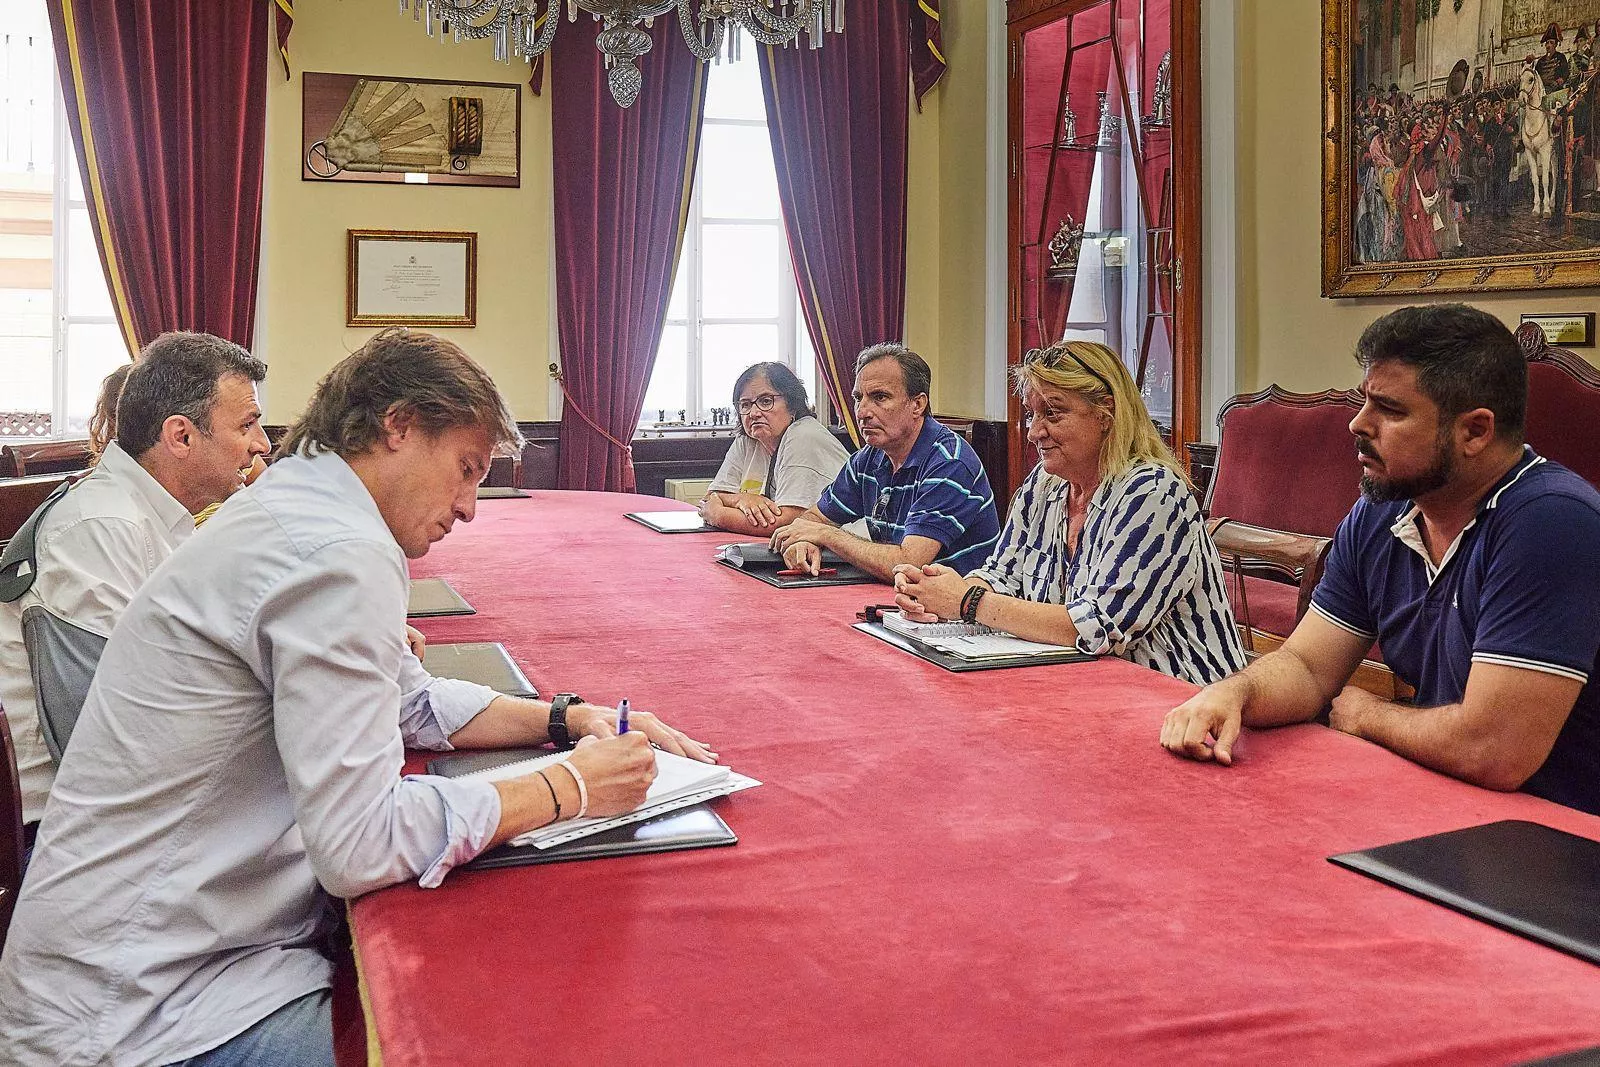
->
<box><xmin>347</xmin><ymin>229</ymin><xmax>477</xmax><ymax>327</ymax></box>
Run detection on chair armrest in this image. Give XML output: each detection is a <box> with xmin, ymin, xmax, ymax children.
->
<box><xmin>1206</xmin><ymin>518</ymin><xmax>1333</xmax><ymax>623</ymax></box>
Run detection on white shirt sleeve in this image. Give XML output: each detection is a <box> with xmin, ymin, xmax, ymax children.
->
<box><xmin>769</xmin><ymin>419</ymin><xmax>851</xmax><ymax>509</ymax></box>
<box><xmin>259</xmin><ymin>539</ymin><xmax>501</xmax><ymax>895</ymax></box>
<box><xmin>396</xmin><ymin>648</ymin><xmax>497</xmax><ymax>751</ymax></box>
<box><xmin>707</xmin><ymin>436</ymin><xmax>758</xmax><ymax>494</ymax></box>
<box><xmin>32</xmin><ymin>517</ymin><xmax>160</xmax><ymax>638</ymax></box>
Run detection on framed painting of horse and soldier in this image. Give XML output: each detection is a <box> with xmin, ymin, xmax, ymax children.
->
<box><xmin>1323</xmin><ymin>0</ymin><xmax>1600</xmax><ymax>296</ymax></box>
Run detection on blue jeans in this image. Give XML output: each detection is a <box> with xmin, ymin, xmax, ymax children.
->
<box><xmin>168</xmin><ymin>990</ymin><xmax>334</xmax><ymax>1067</ymax></box>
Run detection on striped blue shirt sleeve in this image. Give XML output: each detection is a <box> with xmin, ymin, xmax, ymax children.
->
<box><xmin>1067</xmin><ymin>469</ymin><xmax>1204</xmax><ymax>657</ymax></box>
<box><xmin>816</xmin><ymin>454</ymin><xmax>867</xmax><ymax>525</ymax></box>
<box><xmin>902</xmin><ymin>452</ymin><xmax>990</xmax><ymax>550</ymax></box>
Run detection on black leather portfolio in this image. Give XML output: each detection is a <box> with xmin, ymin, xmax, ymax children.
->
<box><xmin>426</xmin><ymin>746</ymin><xmax>737</xmax><ymax>868</ymax></box>
<box><xmin>406</xmin><ymin>578</ymin><xmax>475</xmax><ymax>618</ymax></box>
<box><xmin>852</xmin><ymin>620</ymin><xmax>1095</xmax><ymax>672</ymax></box>
<box><xmin>1329</xmin><ymin>819</ymin><xmax>1600</xmax><ymax>966</ymax></box>
<box><xmin>421</xmin><ymin>642</ymin><xmax>537</xmax><ymax>698</ymax></box>
<box><xmin>714</xmin><ymin>542</ymin><xmax>875</xmax><ymax>588</ymax></box>
<box><xmin>625</xmin><ymin>510</ymin><xmax>716</xmax><ymax>534</ymax></box>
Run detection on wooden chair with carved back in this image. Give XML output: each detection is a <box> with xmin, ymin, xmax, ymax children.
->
<box><xmin>1203</xmin><ymin>385</ymin><xmax>1411</xmax><ymax>699</ymax></box>
<box><xmin>0</xmin><ymin>439</ymin><xmax>92</xmax><ymax>479</ymax></box>
<box><xmin>1516</xmin><ymin>323</ymin><xmax>1600</xmax><ymax>490</ymax></box>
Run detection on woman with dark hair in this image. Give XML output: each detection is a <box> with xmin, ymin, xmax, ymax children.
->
<box><xmin>700</xmin><ymin>361</ymin><xmax>849</xmax><ymax>536</ymax></box>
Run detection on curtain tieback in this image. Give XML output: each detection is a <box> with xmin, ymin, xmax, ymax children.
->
<box><xmin>548</xmin><ymin>363</ymin><xmax>637</xmax><ymax>491</ymax></box>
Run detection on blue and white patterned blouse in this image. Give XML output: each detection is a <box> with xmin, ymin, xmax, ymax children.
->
<box><xmin>968</xmin><ymin>461</ymin><xmax>1245</xmax><ymax>685</ymax></box>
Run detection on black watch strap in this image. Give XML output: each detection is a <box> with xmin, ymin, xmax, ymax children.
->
<box><xmin>548</xmin><ymin>693</ymin><xmax>583</xmax><ymax>748</ymax></box>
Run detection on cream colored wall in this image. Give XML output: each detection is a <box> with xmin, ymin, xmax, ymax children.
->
<box><xmin>261</xmin><ymin>2</ymin><xmax>553</xmax><ymax>424</ymax></box>
<box><xmin>904</xmin><ymin>0</ymin><xmax>992</xmax><ymax>418</ymax></box>
<box><xmin>1237</xmin><ymin>2</ymin><xmax>1600</xmax><ymax>394</ymax></box>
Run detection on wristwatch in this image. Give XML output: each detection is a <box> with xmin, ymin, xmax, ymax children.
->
<box><xmin>547</xmin><ymin>693</ymin><xmax>583</xmax><ymax>748</ymax></box>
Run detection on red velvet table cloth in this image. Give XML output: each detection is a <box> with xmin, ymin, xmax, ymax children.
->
<box><xmin>351</xmin><ymin>491</ymin><xmax>1600</xmax><ymax>1065</ymax></box>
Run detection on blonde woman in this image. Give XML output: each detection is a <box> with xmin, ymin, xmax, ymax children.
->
<box><xmin>893</xmin><ymin>340</ymin><xmax>1244</xmax><ymax>685</ymax></box>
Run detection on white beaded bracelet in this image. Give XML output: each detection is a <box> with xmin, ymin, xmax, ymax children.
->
<box><xmin>555</xmin><ymin>760</ymin><xmax>589</xmax><ymax>820</ymax></box>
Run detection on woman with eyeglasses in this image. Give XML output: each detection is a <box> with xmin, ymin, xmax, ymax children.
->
<box><xmin>893</xmin><ymin>340</ymin><xmax>1245</xmax><ymax>686</ymax></box>
<box><xmin>699</xmin><ymin>361</ymin><xmax>851</xmax><ymax>536</ymax></box>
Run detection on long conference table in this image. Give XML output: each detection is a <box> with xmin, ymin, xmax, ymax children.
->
<box><xmin>351</xmin><ymin>491</ymin><xmax>1600</xmax><ymax>1065</ymax></box>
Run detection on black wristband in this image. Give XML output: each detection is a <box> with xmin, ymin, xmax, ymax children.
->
<box><xmin>547</xmin><ymin>693</ymin><xmax>583</xmax><ymax>747</ymax></box>
<box><xmin>959</xmin><ymin>585</ymin><xmax>987</xmax><ymax>625</ymax></box>
<box><xmin>536</xmin><ymin>769</ymin><xmax>561</xmax><ymax>825</ymax></box>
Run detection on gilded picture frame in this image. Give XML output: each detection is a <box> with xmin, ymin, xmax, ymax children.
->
<box><xmin>347</xmin><ymin>229</ymin><xmax>478</xmax><ymax>328</ymax></box>
<box><xmin>1322</xmin><ymin>0</ymin><xmax>1600</xmax><ymax>297</ymax></box>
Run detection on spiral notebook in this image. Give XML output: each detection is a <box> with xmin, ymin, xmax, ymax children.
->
<box><xmin>434</xmin><ymin>746</ymin><xmax>759</xmax><ymax>851</ymax></box>
<box><xmin>855</xmin><ymin>611</ymin><xmax>1095</xmax><ymax>672</ymax></box>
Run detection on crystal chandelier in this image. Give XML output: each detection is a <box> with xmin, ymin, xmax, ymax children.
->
<box><xmin>400</xmin><ymin>0</ymin><xmax>844</xmax><ymax>109</ymax></box>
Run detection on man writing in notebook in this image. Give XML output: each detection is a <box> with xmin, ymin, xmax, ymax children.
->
<box><xmin>770</xmin><ymin>343</ymin><xmax>1000</xmax><ymax>580</ymax></box>
<box><xmin>0</xmin><ymin>330</ymin><xmax>716</xmax><ymax>1067</ymax></box>
<box><xmin>1160</xmin><ymin>305</ymin><xmax>1600</xmax><ymax>817</ymax></box>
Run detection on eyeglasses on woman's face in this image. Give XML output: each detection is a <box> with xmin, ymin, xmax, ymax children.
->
<box><xmin>737</xmin><ymin>393</ymin><xmax>782</xmax><ymax>415</ymax></box>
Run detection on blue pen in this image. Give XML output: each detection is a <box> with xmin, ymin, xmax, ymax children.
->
<box><xmin>617</xmin><ymin>698</ymin><xmax>631</xmax><ymax>735</ymax></box>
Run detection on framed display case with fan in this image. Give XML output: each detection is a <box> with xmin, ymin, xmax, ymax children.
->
<box><xmin>1006</xmin><ymin>0</ymin><xmax>1201</xmax><ymax>499</ymax></box>
<box><xmin>302</xmin><ymin>72</ymin><xmax>521</xmax><ymax>187</ymax></box>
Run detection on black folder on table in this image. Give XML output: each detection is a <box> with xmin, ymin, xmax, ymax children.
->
<box><xmin>421</xmin><ymin>642</ymin><xmax>537</xmax><ymax>698</ymax></box>
<box><xmin>1329</xmin><ymin>820</ymin><xmax>1600</xmax><ymax>966</ymax></box>
<box><xmin>426</xmin><ymin>747</ymin><xmax>738</xmax><ymax>868</ymax></box>
<box><xmin>625</xmin><ymin>510</ymin><xmax>716</xmax><ymax>534</ymax></box>
<box><xmin>476</xmin><ymin>485</ymin><xmax>530</xmax><ymax>500</ymax></box>
<box><xmin>406</xmin><ymin>578</ymin><xmax>475</xmax><ymax>618</ymax></box>
<box><xmin>853</xmin><ymin>620</ymin><xmax>1095</xmax><ymax>673</ymax></box>
<box><xmin>713</xmin><ymin>542</ymin><xmax>876</xmax><ymax>589</ymax></box>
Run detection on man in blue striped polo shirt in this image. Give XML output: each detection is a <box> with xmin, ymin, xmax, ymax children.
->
<box><xmin>771</xmin><ymin>343</ymin><xmax>1000</xmax><ymax>581</ymax></box>
<box><xmin>1161</xmin><ymin>304</ymin><xmax>1600</xmax><ymax>817</ymax></box>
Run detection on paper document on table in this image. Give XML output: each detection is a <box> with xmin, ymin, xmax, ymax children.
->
<box><xmin>879</xmin><ymin>611</ymin><xmax>1076</xmax><ymax>661</ymax></box>
<box><xmin>461</xmin><ymin>748</ymin><xmax>760</xmax><ymax>849</ymax></box>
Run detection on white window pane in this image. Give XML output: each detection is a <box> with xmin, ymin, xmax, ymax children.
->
<box><xmin>63</xmin><ymin>322</ymin><xmax>128</xmax><ymax>435</ymax></box>
<box><xmin>642</xmin><ymin>324</ymin><xmax>688</xmax><ymax>423</ymax></box>
<box><xmin>68</xmin><ymin>207</ymin><xmax>113</xmax><ymax>318</ymax></box>
<box><xmin>701</xmin><ymin>125</ymin><xmax>780</xmax><ymax>220</ymax></box>
<box><xmin>666</xmin><ymin>258</ymin><xmax>688</xmax><ymax>321</ymax></box>
<box><xmin>702</xmin><ymin>225</ymin><xmax>780</xmax><ymax>320</ymax></box>
<box><xmin>0</xmin><ymin>288</ymin><xmax>52</xmax><ymax>421</ymax></box>
<box><xmin>703</xmin><ymin>55</ymin><xmax>766</xmax><ymax>122</ymax></box>
<box><xmin>701</xmin><ymin>324</ymin><xmax>778</xmax><ymax>413</ymax></box>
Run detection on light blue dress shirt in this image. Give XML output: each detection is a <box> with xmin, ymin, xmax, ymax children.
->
<box><xmin>0</xmin><ymin>450</ymin><xmax>504</xmax><ymax>1066</ymax></box>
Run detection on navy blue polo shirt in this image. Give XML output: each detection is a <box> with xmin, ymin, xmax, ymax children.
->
<box><xmin>817</xmin><ymin>417</ymin><xmax>1001</xmax><ymax>575</ymax></box>
<box><xmin>1311</xmin><ymin>448</ymin><xmax>1600</xmax><ymax>815</ymax></box>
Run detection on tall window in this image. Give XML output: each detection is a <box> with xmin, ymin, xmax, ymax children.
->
<box><xmin>640</xmin><ymin>55</ymin><xmax>815</xmax><ymax>427</ymax></box>
<box><xmin>0</xmin><ymin>0</ymin><xmax>124</xmax><ymax>441</ymax></box>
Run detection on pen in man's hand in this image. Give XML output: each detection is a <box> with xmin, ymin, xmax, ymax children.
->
<box><xmin>617</xmin><ymin>698</ymin><xmax>631</xmax><ymax>735</ymax></box>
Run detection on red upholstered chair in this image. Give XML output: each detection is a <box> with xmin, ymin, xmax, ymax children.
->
<box><xmin>1516</xmin><ymin>323</ymin><xmax>1600</xmax><ymax>489</ymax></box>
<box><xmin>1203</xmin><ymin>386</ymin><xmax>1365</xmax><ymax>643</ymax></box>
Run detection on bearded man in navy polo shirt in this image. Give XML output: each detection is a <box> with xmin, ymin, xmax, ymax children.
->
<box><xmin>770</xmin><ymin>343</ymin><xmax>1000</xmax><ymax>581</ymax></box>
<box><xmin>1161</xmin><ymin>304</ymin><xmax>1600</xmax><ymax>816</ymax></box>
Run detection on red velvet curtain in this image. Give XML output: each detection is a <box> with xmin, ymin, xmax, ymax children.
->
<box><xmin>46</xmin><ymin>0</ymin><xmax>268</xmax><ymax>354</ymax></box>
<box><xmin>551</xmin><ymin>22</ymin><xmax>706</xmax><ymax>491</ymax></box>
<box><xmin>757</xmin><ymin>9</ymin><xmax>910</xmax><ymax>446</ymax></box>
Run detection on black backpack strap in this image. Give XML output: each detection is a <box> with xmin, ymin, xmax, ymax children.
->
<box><xmin>0</xmin><ymin>478</ymin><xmax>77</xmax><ymax>604</ymax></box>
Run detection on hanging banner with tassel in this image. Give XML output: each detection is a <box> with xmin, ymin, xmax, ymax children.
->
<box><xmin>910</xmin><ymin>0</ymin><xmax>945</xmax><ymax>110</ymax></box>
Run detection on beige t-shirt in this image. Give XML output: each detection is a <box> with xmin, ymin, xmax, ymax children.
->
<box><xmin>707</xmin><ymin>415</ymin><xmax>850</xmax><ymax>508</ymax></box>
